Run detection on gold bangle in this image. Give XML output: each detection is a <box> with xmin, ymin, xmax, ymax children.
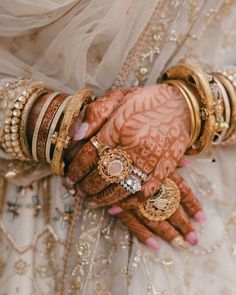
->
<box><xmin>162</xmin><ymin>63</ymin><xmax>216</xmax><ymax>155</ymax></box>
<box><xmin>216</xmin><ymin>72</ymin><xmax>236</xmax><ymax>144</ymax></box>
<box><xmin>20</xmin><ymin>88</ymin><xmax>49</xmax><ymax>160</ymax></box>
<box><xmin>32</xmin><ymin>92</ymin><xmax>59</xmax><ymax>161</ymax></box>
<box><xmin>51</xmin><ymin>88</ymin><xmax>94</xmax><ymax>176</ymax></box>
<box><xmin>45</xmin><ymin>96</ymin><xmax>71</xmax><ymax>164</ymax></box>
<box><xmin>211</xmin><ymin>75</ymin><xmax>230</xmax><ymax>145</ymax></box>
<box><xmin>1</xmin><ymin>81</ymin><xmax>47</xmax><ymax>160</ymax></box>
<box><xmin>164</xmin><ymin>80</ymin><xmax>201</xmax><ymax>148</ymax></box>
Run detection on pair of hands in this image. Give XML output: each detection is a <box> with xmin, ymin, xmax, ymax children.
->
<box><xmin>66</xmin><ymin>84</ymin><xmax>206</xmax><ymax>250</ymax></box>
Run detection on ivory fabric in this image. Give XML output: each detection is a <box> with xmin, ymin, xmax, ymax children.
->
<box><xmin>0</xmin><ymin>0</ymin><xmax>236</xmax><ymax>294</ymax></box>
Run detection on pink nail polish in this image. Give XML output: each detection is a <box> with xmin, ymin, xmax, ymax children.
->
<box><xmin>194</xmin><ymin>211</ymin><xmax>206</xmax><ymax>224</ymax></box>
<box><xmin>185</xmin><ymin>231</ymin><xmax>198</xmax><ymax>246</ymax></box>
<box><xmin>108</xmin><ymin>207</ymin><xmax>123</xmax><ymax>215</ymax></box>
<box><xmin>180</xmin><ymin>157</ymin><xmax>192</xmax><ymax>167</ymax></box>
<box><xmin>76</xmin><ymin>187</ymin><xmax>85</xmax><ymax>197</ymax></box>
<box><xmin>74</xmin><ymin>122</ymin><xmax>89</xmax><ymax>140</ymax></box>
<box><xmin>146</xmin><ymin>237</ymin><xmax>160</xmax><ymax>250</ymax></box>
<box><xmin>65</xmin><ymin>177</ymin><xmax>74</xmax><ymax>186</ymax></box>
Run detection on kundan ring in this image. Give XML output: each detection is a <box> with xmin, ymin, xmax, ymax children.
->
<box><xmin>138</xmin><ymin>178</ymin><xmax>180</xmax><ymax>221</ymax></box>
<box><xmin>90</xmin><ymin>136</ymin><xmax>147</xmax><ymax>194</ymax></box>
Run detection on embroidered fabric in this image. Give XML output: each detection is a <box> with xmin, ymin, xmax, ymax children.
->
<box><xmin>0</xmin><ymin>0</ymin><xmax>236</xmax><ymax>294</ymax></box>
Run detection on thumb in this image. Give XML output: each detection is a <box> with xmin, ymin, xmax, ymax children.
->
<box><xmin>73</xmin><ymin>88</ymin><xmax>136</xmax><ymax>141</ymax></box>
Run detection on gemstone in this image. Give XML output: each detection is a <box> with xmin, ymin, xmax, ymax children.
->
<box><xmin>11</xmin><ymin>125</ymin><xmax>18</xmax><ymax>133</ymax></box>
<box><xmin>12</xmin><ymin>117</ymin><xmax>20</xmax><ymax>125</ymax></box>
<box><xmin>13</xmin><ymin>110</ymin><xmax>21</xmax><ymax>117</ymax></box>
<box><xmin>6</xmin><ymin>141</ymin><xmax>12</xmax><ymax>147</ymax></box>
<box><xmin>12</xmin><ymin>140</ymin><xmax>19</xmax><ymax>147</ymax></box>
<box><xmin>5</xmin><ymin>117</ymin><xmax>11</xmax><ymax>125</ymax></box>
<box><xmin>4</xmin><ymin>125</ymin><xmax>11</xmax><ymax>133</ymax></box>
<box><xmin>4</xmin><ymin>134</ymin><xmax>11</xmax><ymax>140</ymax></box>
<box><xmin>11</xmin><ymin>133</ymin><xmax>19</xmax><ymax>140</ymax></box>
<box><xmin>18</xmin><ymin>96</ymin><xmax>27</xmax><ymax>103</ymax></box>
<box><xmin>14</xmin><ymin>102</ymin><xmax>23</xmax><ymax>109</ymax></box>
<box><xmin>14</xmin><ymin>146</ymin><xmax>21</xmax><ymax>152</ymax></box>
<box><xmin>108</xmin><ymin>160</ymin><xmax>123</xmax><ymax>176</ymax></box>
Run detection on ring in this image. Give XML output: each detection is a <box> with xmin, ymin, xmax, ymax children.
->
<box><xmin>90</xmin><ymin>136</ymin><xmax>147</xmax><ymax>194</ymax></box>
<box><xmin>138</xmin><ymin>178</ymin><xmax>180</xmax><ymax>221</ymax></box>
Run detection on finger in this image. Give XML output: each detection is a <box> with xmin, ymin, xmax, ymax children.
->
<box><xmin>87</xmin><ymin>184</ymin><xmax>130</xmax><ymax>208</ymax></box>
<box><xmin>111</xmin><ymin>156</ymin><xmax>177</xmax><ymax>213</ymax></box>
<box><xmin>74</xmin><ymin>88</ymin><xmax>136</xmax><ymax>141</ymax></box>
<box><xmin>118</xmin><ymin>210</ymin><xmax>160</xmax><ymax>250</ymax></box>
<box><xmin>177</xmin><ymin>157</ymin><xmax>192</xmax><ymax>168</ymax></box>
<box><xmin>79</xmin><ymin>168</ymin><xmax>109</xmax><ymax>195</ymax></box>
<box><xmin>169</xmin><ymin>172</ymin><xmax>204</xmax><ymax>219</ymax></box>
<box><xmin>168</xmin><ymin>207</ymin><xmax>198</xmax><ymax>245</ymax></box>
<box><xmin>86</xmin><ymin>147</ymin><xmax>160</xmax><ymax>208</ymax></box>
<box><xmin>66</xmin><ymin>141</ymin><xmax>98</xmax><ymax>183</ymax></box>
<box><xmin>134</xmin><ymin>210</ymin><xmax>180</xmax><ymax>243</ymax></box>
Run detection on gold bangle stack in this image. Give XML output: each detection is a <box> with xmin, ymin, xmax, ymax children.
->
<box><xmin>51</xmin><ymin>88</ymin><xmax>94</xmax><ymax>176</ymax></box>
<box><xmin>163</xmin><ymin>80</ymin><xmax>201</xmax><ymax>149</ymax></box>
<box><xmin>1</xmin><ymin>80</ymin><xmax>48</xmax><ymax>161</ymax></box>
<box><xmin>216</xmin><ymin>69</ymin><xmax>236</xmax><ymax>145</ymax></box>
<box><xmin>161</xmin><ymin>63</ymin><xmax>231</xmax><ymax>155</ymax></box>
<box><xmin>45</xmin><ymin>96</ymin><xmax>71</xmax><ymax>164</ymax></box>
<box><xmin>31</xmin><ymin>91</ymin><xmax>60</xmax><ymax>161</ymax></box>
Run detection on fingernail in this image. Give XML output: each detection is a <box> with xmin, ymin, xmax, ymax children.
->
<box><xmin>65</xmin><ymin>177</ymin><xmax>74</xmax><ymax>186</ymax></box>
<box><xmin>185</xmin><ymin>231</ymin><xmax>198</xmax><ymax>246</ymax></box>
<box><xmin>74</xmin><ymin>122</ymin><xmax>89</xmax><ymax>140</ymax></box>
<box><xmin>146</xmin><ymin>237</ymin><xmax>160</xmax><ymax>250</ymax></box>
<box><xmin>180</xmin><ymin>157</ymin><xmax>192</xmax><ymax>167</ymax></box>
<box><xmin>194</xmin><ymin>211</ymin><xmax>206</xmax><ymax>224</ymax></box>
<box><xmin>76</xmin><ymin>187</ymin><xmax>85</xmax><ymax>197</ymax></box>
<box><xmin>108</xmin><ymin>207</ymin><xmax>123</xmax><ymax>215</ymax></box>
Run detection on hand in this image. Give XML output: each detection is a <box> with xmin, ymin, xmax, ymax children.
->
<box><xmin>67</xmin><ymin>84</ymin><xmax>190</xmax><ymax>207</ymax></box>
<box><xmin>66</xmin><ymin>84</ymin><xmax>205</xmax><ymax>248</ymax></box>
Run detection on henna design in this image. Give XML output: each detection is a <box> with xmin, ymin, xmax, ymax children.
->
<box><xmin>170</xmin><ymin>172</ymin><xmax>202</xmax><ymax>216</ymax></box>
<box><xmin>118</xmin><ymin>211</ymin><xmax>155</xmax><ymax>243</ymax></box>
<box><xmin>87</xmin><ymin>184</ymin><xmax>130</xmax><ymax>208</ymax></box>
<box><xmin>168</xmin><ymin>207</ymin><xmax>194</xmax><ymax>235</ymax></box>
<box><xmin>71</xmin><ymin>85</ymin><xmax>191</xmax><ymax>208</ymax></box>
<box><xmin>134</xmin><ymin>209</ymin><xmax>180</xmax><ymax>242</ymax></box>
<box><xmin>66</xmin><ymin>142</ymin><xmax>98</xmax><ymax>182</ymax></box>
<box><xmin>79</xmin><ymin>169</ymin><xmax>108</xmax><ymax>195</ymax></box>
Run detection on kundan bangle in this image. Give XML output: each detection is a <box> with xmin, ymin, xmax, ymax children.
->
<box><xmin>1</xmin><ymin>80</ymin><xmax>47</xmax><ymax>161</ymax></box>
<box><xmin>45</xmin><ymin>96</ymin><xmax>71</xmax><ymax>163</ymax></box>
<box><xmin>31</xmin><ymin>92</ymin><xmax>60</xmax><ymax>161</ymax></box>
<box><xmin>51</xmin><ymin>88</ymin><xmax>94</xmax><ymax>176</ymax></box>
<box><xmin>36</xmin><ymin>93</ymin><xmax>68</xmax><ymax>162</ymax></box>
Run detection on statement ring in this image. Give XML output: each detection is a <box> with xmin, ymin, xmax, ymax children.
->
<box><xmin>138</xmin><ymin>178</ymin><xmax>180</xmax><ymax>221</ymax></box>
<box><xmin>90</xmin><ymin>136</ymin><xmax>147</xmax><ymax>194</ymax></box>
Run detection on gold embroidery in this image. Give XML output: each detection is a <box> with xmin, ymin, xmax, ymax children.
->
<box><xmin>112</xmin><ymin>0</ymin><xmax>185</xmax><ymax>88</ymax></box>
<box><xmin>14</xmin><ymin>259</ymin><xmax>28</xmax><ymax>275</ymax></box>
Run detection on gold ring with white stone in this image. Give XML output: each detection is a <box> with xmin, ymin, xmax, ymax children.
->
<box><xmin>90</xmin><ymin>136</ymin><xmax>147</xmax><ymax>194</ymax></box>
<box><xmin>138</xmin><ymin>178</ymin><xmax>180</xmax><ymax>221</ymax></box>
